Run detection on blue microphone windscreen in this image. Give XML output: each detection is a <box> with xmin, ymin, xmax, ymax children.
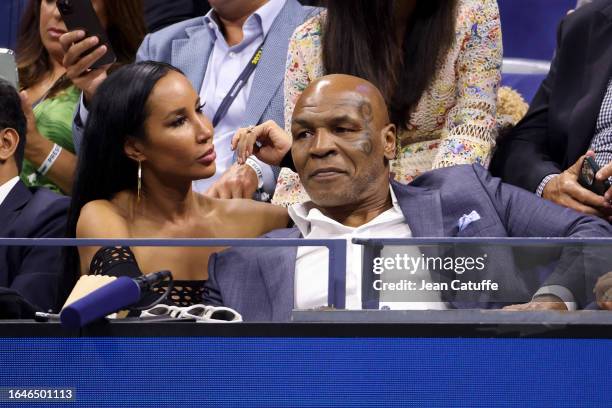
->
<box><xmin>60</xmin><ymin>277</ymin><xmax>141</xmax><ymax>329</ymax></box>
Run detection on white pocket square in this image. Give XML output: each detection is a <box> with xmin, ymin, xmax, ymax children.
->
<box><xmin>458</xmin><ymin>210</ymin><xmax>481</xmax><ymax>232</ymax></box>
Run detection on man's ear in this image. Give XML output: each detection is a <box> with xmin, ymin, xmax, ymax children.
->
<box><xmin>0</xmin><ymin>128</ymin><xmax>19</xmax><ymax>162</ymax></box>
<box><xmin>124</xmin><ymin>136</ymin><xmax>146</xmax><ymax>162</ymax></box>
<box><xmin>381</xmin><ymin>124</ymin><xmax>396</xmax><ymax>161</ymax></box>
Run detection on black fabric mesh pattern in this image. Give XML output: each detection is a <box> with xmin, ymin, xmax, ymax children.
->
<box><xmin>90</xmin><ymin>247</ymin><xmax>138</xmax><ymax>276</ymax></box>
<box><xmin>152</xmin><ymin>281</ymin><xmax>205</xmax><ymax>307</ymax></box>
<box><xmin>89</xmin><ymin>247</ymin><xmax>205</xmax><ymax>307</ymax></box>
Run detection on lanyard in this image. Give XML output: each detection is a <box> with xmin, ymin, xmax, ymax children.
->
<box><xmin>211</xmin><ymin>40</ymin><xmax>265</xmax><ymax>128</ymax></box>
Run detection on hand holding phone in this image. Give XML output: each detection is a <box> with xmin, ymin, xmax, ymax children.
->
<box><xmin>57</xmin><ymin>0</ymin><xmax>116</xmax><ymax>69</ymax></box>
<box><xmin>542</xmin><ymin>154</ymin><xmax>612</xmax><ymax>219</ymax></box>
<box><xmin>578</xmin><ymin>156</ymin><xmax>612</xmax><ymax>196</ymax></box>
<box><xmin>58</xmin><ymin>0</ymin><xmax>115</xmax><ymax>102</ymax></box>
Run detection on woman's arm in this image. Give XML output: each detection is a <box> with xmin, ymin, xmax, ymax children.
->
<box><xmin>20</xmin><ymin>91</ymin><xmax>77</xmax><ymax>194</ymax></box>
<box><xmin>256</xmin><ymin>202</ymin><xmax>291</xmax><ymax>234</ymax></box>
<box><xmin>432</xmin><ymin>0</ymin><xmax>502</xmax><ymax>169</ymax></box>
<box><xmin>223</xmin><ymin>199</ymin><xmax>290</xmax><ymax>237</ymax></box>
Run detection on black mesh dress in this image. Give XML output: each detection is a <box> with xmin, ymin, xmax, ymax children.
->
<box><xmin>89</xmin><ymin>247</ymin><xmax>205</xmax><ymax>307</ymax></box>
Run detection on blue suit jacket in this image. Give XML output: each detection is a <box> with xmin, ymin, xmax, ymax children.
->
<box><xmin>73</xmin><ymin>0</ymin><xmax>316</xmax><ymax>153</ymax></box>
<box><xmin>137</xmin><ymin>0</ymin><xmax>315</xmax><ymax>127</ymax></box>
<box><xmin>0</xmin><ymin>181</ymin><xmax>70</xmax><ymax>312</ymax></box>
<box><xmin>204</xmin><ymin>165</ymin><xmax>612</xmax><ymax>321</ymax></box>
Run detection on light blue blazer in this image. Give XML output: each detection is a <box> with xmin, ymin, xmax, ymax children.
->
<box><xmin>73</xmin><ymin>0</ymin><xmax>317</xmax><ymax>153</ymax></box>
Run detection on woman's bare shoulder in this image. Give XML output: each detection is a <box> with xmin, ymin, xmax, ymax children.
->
<box><xmin>76</xmin><ymin>199</ymin><xmax>130</xmax><ymax>238</ymax></box>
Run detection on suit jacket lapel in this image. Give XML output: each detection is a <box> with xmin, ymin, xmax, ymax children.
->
<box><xmin>568</xmin><ymin>7</ymin><xmax>612</xmax><ymax>157</ymax></box>
<box><xmin>259</xmin><ymin>228</ymin><xmax>301</xmax><ymax>321</ymax></box>
<box><xmin>0</xmin><ymin>181</ymin><xmax>30</xmax><ymax>234</ymax></box>
<box><xmin>171</xmin><ymin>21</ymin><xmax>214</xmax><ymax>91</ymax></box>
<box><xmin>391</xmin><ymin>181</ymin><xmax>444</xmax><ymax>238</ymax></box>
<box><xmin>243</xmin><ymin>0</ymin><xmax>302</xmax><ymax>126</ymax></box>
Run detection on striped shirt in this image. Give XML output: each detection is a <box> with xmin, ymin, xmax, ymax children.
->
<box><xmin>590</xmin><ymin>78</ymin><xmax>612</xmax><ymax>169</ymax></box>
<box><xmin>537</xmin><ymin>77</ymin><xmax>612</xmax><ymax>196</ymax></box>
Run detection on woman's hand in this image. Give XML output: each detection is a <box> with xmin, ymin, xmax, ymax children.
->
<box><xmin>231</xmin><ymin>120</ymin><xmax>292</xmax><ymax>167</ymax></box>
<box><xmin>59</xmin><ymin>30</ymin><xmax>111</xmax><ymax>103</ymax></box>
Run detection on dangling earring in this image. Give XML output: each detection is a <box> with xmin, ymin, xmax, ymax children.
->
<box><xmin>137</xmin><ymin>160</ymin><xmax>142</xmax><ymax>203</ymax></box>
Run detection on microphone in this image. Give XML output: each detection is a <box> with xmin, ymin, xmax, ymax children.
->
<box><xmin>60</xmin><ymin>270</ymin><xmax>172</xmax><ymax>329</ymax></box>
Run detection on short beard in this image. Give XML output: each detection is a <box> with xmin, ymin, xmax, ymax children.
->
<box><xmin>309</xmin><ymin>166</ymin><xmax>386</xmax><ymax>209</ymax></box>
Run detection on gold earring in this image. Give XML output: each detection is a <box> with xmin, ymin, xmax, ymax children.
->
<box><xmin>137</xmin><ymin>160</ymin><xmax>142</xmax><ymax>203</ymax></box>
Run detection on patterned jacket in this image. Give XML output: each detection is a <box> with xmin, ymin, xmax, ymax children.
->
<box><xmin>273</xmin><ymin>0</ymin><xmax>503</xmax><ymax>205</ymax></box>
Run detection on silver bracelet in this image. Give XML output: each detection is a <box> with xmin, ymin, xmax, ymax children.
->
<box><xmin>36</xmin><ymin>143</ymin><xmax>62</xmax><ymax>176</ymax></box>
<box><xmin>245</xmin><ymin>156</ymin><xmax>264</xmax><ymax>189</ymax></box>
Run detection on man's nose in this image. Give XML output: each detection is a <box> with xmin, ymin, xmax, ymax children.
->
<box><xmin>309</xmin><ymin>129</ymin><xmax>337</xmax><ymax>158</ymax></box>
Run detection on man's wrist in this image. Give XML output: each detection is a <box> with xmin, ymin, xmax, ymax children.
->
<box><xmin>534</xmin><ymin>285</ymin><xmax>576</xmax><ymax>311</ymax></box>
<box><xmin>537</xmin><ymin>174</ymin><xmax>560</xmax><ymax>197</ymax></box>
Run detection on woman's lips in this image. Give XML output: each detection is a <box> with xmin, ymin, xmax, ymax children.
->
<box><xmin>47</xmin><ymin>28</ymin><xmax>66</xmax><ymax>39</ymax></box>
<box><xmin>197</xmin><ymin>149</ymin><xmax>216</xmax><ymax>165</ymax></box>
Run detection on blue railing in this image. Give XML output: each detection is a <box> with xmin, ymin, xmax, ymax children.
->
<box><xmin>0</xmin><ymin>237</ymin><xmax>347</xmax><ymax>309</ymax></box>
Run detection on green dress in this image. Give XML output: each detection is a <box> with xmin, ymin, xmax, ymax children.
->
<box><xmin>20</xmin><ymin>85</ymin><xmax>80</xmax><ymax>194</ymax></box>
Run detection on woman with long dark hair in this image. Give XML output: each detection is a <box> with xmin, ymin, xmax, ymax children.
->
<box><xmin>273</xmin><ymin>0</ymin><xmax>504</xmax><ymax>205</ymax></box>
<box><xmin>65</xmin><ymin>61</ymin><xmax>288</xmax><ymax>305</ymax></box>
<box><xmin>16</xmin><ymin>0</ymin><xmax>146</xmax><ymax>194</ymax></box>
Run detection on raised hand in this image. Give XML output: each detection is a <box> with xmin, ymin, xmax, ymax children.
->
<box><xmin>231</xmin><ymin>120</ymin><xmax>292</xmax><ymax>167</ymax></box>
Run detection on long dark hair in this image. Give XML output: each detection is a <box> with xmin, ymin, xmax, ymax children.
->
<box><xmin>63</xmin><ymin>61</ymin><xmax>182</xmax><ymax>286</ymax></box>
<box><xmin>17</xmin><ymin>0</ymin><xmax>146</xmax><ymax>95</ymax></box>
<box><xmin>322</xmin><ymin>0</ymin><xmax>457</xmax><ymax>129</ymax></box>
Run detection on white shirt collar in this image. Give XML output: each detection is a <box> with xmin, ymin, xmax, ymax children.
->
<box><xmin>0</xmin><ymin>176</ymin><xmax>20</xmax><ymax>207</ymax></box>
<box><xmin>289</xmin><ymin>185</ymin><xmax>404</xmax><ymax>237</ymax></box>
<box><xmin>204</xmin><ymin>0</ymin><xmax>286</xmax><ymax>45</ymax></box>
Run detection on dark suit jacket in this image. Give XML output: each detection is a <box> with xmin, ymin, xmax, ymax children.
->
<box><xmin>490</xmin><ymin>0</ymin><xmax>612</xmax><ymax>192</ymax></box>
<box><xmin>204</xmin><ymin>165</ymin><xmax>612</xmax><ymax>321</ymax></box>
<box><xmin>0</xmin><ymin>181</ymin><xmax>70</xmax><ymax>312</ymax></box>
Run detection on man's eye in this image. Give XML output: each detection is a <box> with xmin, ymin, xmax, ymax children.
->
<box><xmin>296</xmin><ymin>131</ymin><xmax>313</xmax><ymax>139</ymax></box>
<box><xmin>196</xmin><ymin>103</ymin><xmax>206</xmax><ymax>114</ymax></box>
<box><xmin>335</xmin><ymin>127</ymin><xmax>353</xmax><ymax>133</ymax></box>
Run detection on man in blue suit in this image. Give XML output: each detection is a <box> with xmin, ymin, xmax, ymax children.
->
<box><xmin>0</xmin><ymin>80</ymin><xmax>70</xmax><ymax>313</ymax></box>
<box><xmin>63</xmin><ymin>0</ymin><xmax>316</xmax><ymax>200</ymax></box>
<box><xmin>204</xmin><ymin>74</ymin><xmax>612</xmax><ymax>321</ymax></box>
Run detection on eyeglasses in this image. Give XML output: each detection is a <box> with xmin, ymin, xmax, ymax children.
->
<box><xmin>140</xmin><ymin>304</ymin><xmax>243</xmax><ymax>323</ymax></box>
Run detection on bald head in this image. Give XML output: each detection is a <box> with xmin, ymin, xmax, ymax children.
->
<box><xmin>294</xmin><ymin>74</ymin><xmax>390</xmax><ymax>128</ymax></box>
<box><xmin>290</xmin><ymin>74</ymin><xmax>396</xmax><ymax>214</ymax></box>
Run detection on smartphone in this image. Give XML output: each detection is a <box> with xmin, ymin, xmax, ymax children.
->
<box><xmin>56</xmin><ymin>0</ymin><xmax>116</xmax><ymax>69</ymax></box>
<box><xmin>0</xmin><ymin>49</ymin><xmax>18</xmax><ymax>89</ymax></box>
<box><xmin>579</xmin><ymin>156</ymin><xmax>611</xmax><ymax>196</ymax></box>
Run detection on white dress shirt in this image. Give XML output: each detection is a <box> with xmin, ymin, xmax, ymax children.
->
<box><xmin>290</xmin><ymin>186</ymin><xmax>446</xmax><ymax>311</ymax></box>
<box><xmin>0</xmin><ymin>176</ymin><xmax>20</xmax><ymax>207</ymax></box>
<box><xmin>193</xmin><ymin>0</ymin><xmax>286</xmax><ymax>193</ymax></box>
